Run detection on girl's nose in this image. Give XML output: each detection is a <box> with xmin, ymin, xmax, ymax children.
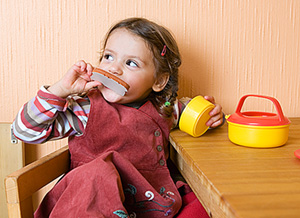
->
<box><xmin>108</xmin><ymin>63</ymin><xmax>123</xmax><ymax>76</ymax></box>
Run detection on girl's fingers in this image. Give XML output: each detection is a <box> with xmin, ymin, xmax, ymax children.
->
<box><xmin>84</xmin><ymin>81</ymin><xmax>102</xmax><ymax>91</ymax></box>
<box><xmin>203</xmin><ymin>95</ymin><xmax>224</xmax><ymax>127</ymax></box>
<box><xmin>73</xmin><ymin>60</ymin><xmax>94</xmax><ymax>74</ymax></box>
<box><xmin>73</xmin><ymin>61</ymin><xmax>94</xmax><ymax>81</ymax></box>
<box><xmin>206</xmin><ymin>112</ymin><xmax>222</xmax><ymax>127</ymax></box>
<box><xmin>204</xmin><ymin>95</ymin><xmax>215</xmax><ymax>104</ymax></box>
<box><xmin>210</xmin><ymin>118</ymin><xmax>223</xmax><ymax>128</ymax></box>
<box><xmin>210</xmin><ymin>104</ymin><xmax>222</xmax><ymax>116</ymax></box>
<box><xmin>85</xmin><ymin>63</ymin><xmax>95</xmax><ymax>78</ymax></box>
<box><xmin>86</xmin><ymin>63</ymin><xmax>94</xmax><ymax>74</ymax></box>
<box><xmin>75</xmin><ymin>60</ymin><xmax>87</xmax><ymax>70</ymax></box>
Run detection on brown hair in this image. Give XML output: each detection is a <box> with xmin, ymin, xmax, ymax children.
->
<box><xmin>100</xmin><ymin>17</ymin><xmax>181</xmax><ymax>117</ymax></box>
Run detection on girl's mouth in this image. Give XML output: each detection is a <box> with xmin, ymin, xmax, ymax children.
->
<box><xmin>91</xmin><ymin>68</ymin><xmax>130</xmax><ymax>96</ymax></box>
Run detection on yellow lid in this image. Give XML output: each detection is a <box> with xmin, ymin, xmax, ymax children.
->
<box><xmin>179</xmin><ymin>96</ymin><xmax>215</xmax><ymax>137</ymax></box>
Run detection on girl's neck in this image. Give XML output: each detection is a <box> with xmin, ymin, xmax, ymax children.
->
<box><xmin>123</xmin><ymin>98</ymin><xmax>148</xmax><ymax>109</ymax></box>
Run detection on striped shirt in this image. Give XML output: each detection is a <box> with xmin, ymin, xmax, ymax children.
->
<box><xmin>13</xmin><ymin>86</ymin><xmax>185</xmax><ymax>144</ymax></box>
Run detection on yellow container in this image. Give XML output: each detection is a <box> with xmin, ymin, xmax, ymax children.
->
<box><xmin>227</xmin><ymin>121</ymin><xmax>290</xmax><ymax>148</ymax></box>
<box><xmin>226</xmin><ymin>95</ymin><xmax>291</xmax><ymax>148</ymax></box>
<box><xmin>179</xmin><ymin>96</ymin><xmax>215</xmax><ymax>137</ymax></box>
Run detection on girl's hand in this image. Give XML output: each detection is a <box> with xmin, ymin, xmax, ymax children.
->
<box><xmin>48</xmin><ymin>60</ymin><xmax>102</xmax><ymax>98</ymax></box>
<box><xmin>204</xmin><ymin>96</ymin><xmax>224</xmax><ymax>128</ymax></box>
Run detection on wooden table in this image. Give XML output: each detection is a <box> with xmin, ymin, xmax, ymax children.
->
<box><xmin>169</xmin><ymin>117</ymin><xmax>300</xmax><ymax>218</ymax></box>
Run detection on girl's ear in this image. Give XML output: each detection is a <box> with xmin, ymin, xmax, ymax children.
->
<box><xmin>152</xmin><ymin>73</ymin><xmax>170</xmax><ymax>92</ymax></box>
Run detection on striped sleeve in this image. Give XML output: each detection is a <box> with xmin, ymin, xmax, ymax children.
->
<box><xmin>171</xmin><ymin>97</ymin><xmax>191</xmax><ymax>129</ymax></box>
<box><xmin>12</xmin><ymin>86</ymin><xmax>90</xmax><ymax>144</ymax></box>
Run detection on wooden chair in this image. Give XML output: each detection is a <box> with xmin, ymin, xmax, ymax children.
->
<box><xmin>5</xmin><ymin>145</ymin><xmax>185</xmax><ymax>218</ymax></box>
<box><xmin>5</xmin><ymin>146</ymin><xmax>69</xmax><ymax>218</ymax></box>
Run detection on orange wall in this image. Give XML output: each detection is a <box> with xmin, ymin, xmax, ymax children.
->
<box><xmin>1</xmin><ymin>0</ymin><xmax>300</xmax><ymax>158</ymax></box>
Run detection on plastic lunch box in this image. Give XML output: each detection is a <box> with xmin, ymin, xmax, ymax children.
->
<box><xmin>226</xmin><ymin>94</ymin><xmax>291</xmax><ymax>148</ymax></box>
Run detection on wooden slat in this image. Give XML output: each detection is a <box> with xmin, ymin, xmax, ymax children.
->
<box><xmin>169</xmin><ymin>117</ymin><xmax>300</xmax><ymax>218</ymax></box>
<box><xmin>5</xmin><ymin>145</ymin><xmax>69</xmax><ymax>218</ymax></box>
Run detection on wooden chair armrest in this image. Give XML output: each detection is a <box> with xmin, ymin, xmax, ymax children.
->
<box><xmin>5</xmin><ymin>145</ymin><xmax>69</xmax><ymax>218</ymax></box>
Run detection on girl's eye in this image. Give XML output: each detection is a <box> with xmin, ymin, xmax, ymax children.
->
<box><xmin>104</xmin><ymin>54</ymin><xmax>113</xmax><ymax>61</ymax></box>
<box><xmin>126</xmin><ymin>60</ymin><xmax>138</xmax><ymax>67</ymax></box>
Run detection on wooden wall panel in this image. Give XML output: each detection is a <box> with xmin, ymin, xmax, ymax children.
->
<box><xmin>1</xmin><ymin>0</ymin><xmax>300</xmax><ymax>157</ymax></box>
<box><xmin>1</xmin><ymin>0</ymin><xmax>299</xmax><ymax>210</ymax></box>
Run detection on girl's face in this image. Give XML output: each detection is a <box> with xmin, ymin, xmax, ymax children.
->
<box><xmin>98</xmin><ymin>28</ymin><xmax>168</xmax><ymax>104</ymax></box>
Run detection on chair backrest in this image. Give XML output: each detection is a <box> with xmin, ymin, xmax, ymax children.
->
<box><xmin>5</xmin><ymin>145</ymin><xmax>69</xmax><ymax>218</ymax></box>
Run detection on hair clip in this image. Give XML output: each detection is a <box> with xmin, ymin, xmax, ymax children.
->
<box><xmin>164</xmin><ymin>101</ymin><xmax>171</xmax><ymax>107</ymax></box>
<box><xmin>161</xmin><ymin>45</ymin><xmax>167</xmax><ymax>56</ymax></box>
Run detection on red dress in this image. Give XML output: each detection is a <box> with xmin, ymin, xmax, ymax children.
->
<box><xmin>35</xmin><ymin>90</ymin><xmax>182</xmax><ymax>218</ymax></box>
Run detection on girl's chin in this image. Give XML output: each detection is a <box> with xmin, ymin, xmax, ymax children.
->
<box><xmin>99</xmin><ymin>87</ymin><xmax>123</xmax><ymax>103</ymax></box>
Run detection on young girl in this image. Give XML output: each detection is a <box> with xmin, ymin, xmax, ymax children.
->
<box><xmin>13</xmin><ymin>18</ymin><xmax>223</xmax><ymax>218</ymax></box>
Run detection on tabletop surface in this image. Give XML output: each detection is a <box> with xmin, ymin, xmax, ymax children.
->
<box><xmin>169</xmin><ymin>117</ymin><xmax>300</xmax><ymax>218</ymax></box>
